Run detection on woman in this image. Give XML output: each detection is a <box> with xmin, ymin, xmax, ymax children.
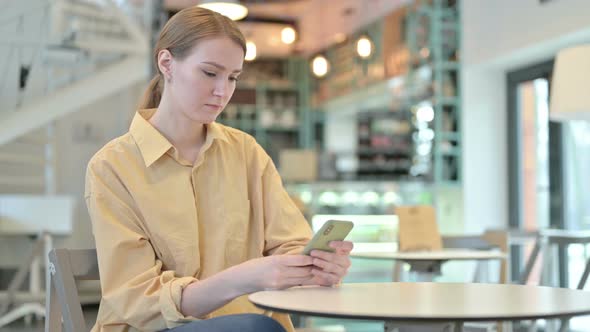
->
<box><xmin>85</xmin><ymin>6</ymin><xmax>353</xmax><ymax>332</ymax></box>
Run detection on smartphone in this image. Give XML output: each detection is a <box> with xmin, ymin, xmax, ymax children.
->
<box><xmin>302</xmin><ymin>220</ymin><xmax>354</xmax><ymax>255</ymax></box>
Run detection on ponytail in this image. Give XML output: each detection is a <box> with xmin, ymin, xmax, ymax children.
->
<box><xmin>139</xmin><ymin>75</ymin><xmax>162</xmax><ymax>109</ymax></box>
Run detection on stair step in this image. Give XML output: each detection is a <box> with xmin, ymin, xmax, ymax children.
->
<box><xmin>14</xmin><ymin>131</ymin><xmax>49</xmax><ymax>145</ymax></box>
<box><xmin>0</xmin><ymin>153</ymin><xmax>45</xmax><ymax>165</ymax></box>
<box><xmin>0</xmin><ymin>175</ymin><xmax>45</xmax><ymax>188</ymax></box>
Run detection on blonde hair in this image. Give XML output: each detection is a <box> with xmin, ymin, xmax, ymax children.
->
<box><xmin>139</xmin><ymin>7</ymin><xmax>246</xmax><ymax>109</ymax></box>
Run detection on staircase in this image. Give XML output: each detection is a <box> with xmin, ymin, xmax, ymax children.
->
<box><xmin>0</xmin><ymin>0</ymin><xmax>153</xmax><ymax>327</ymax></box>
<box><xmin>0</xmin><ymin>0</ymin><xmax>151</xmax><ymax>193</ymax></box>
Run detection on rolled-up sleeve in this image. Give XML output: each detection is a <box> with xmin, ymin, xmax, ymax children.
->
<box><xmin>85</xmin><ymin>161</ymin><xmax>199</xmax><ymax>330</ymax></box>
<box><xmin>259</xmin><ymin>154</ymin><xmax>312</xmax><ymax>256</ymax></box>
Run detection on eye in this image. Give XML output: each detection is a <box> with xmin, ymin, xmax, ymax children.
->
<box><xmin>229</xmin><ymin>76</ymin><xmax>239</xmax><ymax>82</ymax></box>
<box><xmin>202</xmin><ymin>70</ymin><xmax>216</xmax><ymax>77</ymax></box>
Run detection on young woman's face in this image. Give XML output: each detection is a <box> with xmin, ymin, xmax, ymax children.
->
<box><xmin>166</xmin><ymin>36</ymin><xmax>244</xmax><ymax>124</ymax></box>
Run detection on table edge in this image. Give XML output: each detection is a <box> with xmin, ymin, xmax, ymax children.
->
<box><xmin>250</xmin><ymin>301</ymin><xmax>590</xmax><ymax>322</ymax></box>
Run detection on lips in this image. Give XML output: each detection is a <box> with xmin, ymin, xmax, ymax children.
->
<box><xmin>205</xmin><ymin>104</ymin><xmax>222</xmax><ymax>111</ymax></box>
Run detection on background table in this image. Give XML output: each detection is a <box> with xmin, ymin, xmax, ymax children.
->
<box><xmin>351</xmin><ymin>249</ymin><xmax>506</xmax><ymax>281</ymax></box>
<box><xmin>249</xmin><ymin>282</ymin><xmax>590</xmax><ymax>332</ymax></box>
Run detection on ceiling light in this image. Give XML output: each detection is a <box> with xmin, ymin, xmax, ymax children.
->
<box><xmin>245</xmin><ymin>41</ymin><xmax>256</xmax><ymax>61</ymax></box>
<box><xmin>356</xmin><ymin>35</ymin><xmax>373</xmax><ymax>58</ymax></box>
<box><xmin>311</xmin><ymin>55</ymin><xmax>329</xmax><ymax>78</ymax></box>
<box><xmin>198</xmin><ymin>0</ymin><xmax>248</xmax><ymax>21</ymax></box>
<box><xmin>281</xmin><ymin>26</ymin><xmax>296</xmax><ymax>45</ymax></box>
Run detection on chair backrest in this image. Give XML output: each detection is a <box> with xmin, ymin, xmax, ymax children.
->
<box><xmin>397</xmin><ymin>205</ymin><xmax>442</xmax><ymax>251</ymax></box>
<box><xmin>45</xmin><ymin>248</ymin><xmax>99</xmax><ymax>332</ymax></box>
<box><xmin>442</xmin><ymin>230</ymin><xmax>509</xmax><ymax>283</ymax></box>
<box><xmin>442</xmin><ymin>234</ymin><xmax>496</xmax><ymax>250</ymax></box>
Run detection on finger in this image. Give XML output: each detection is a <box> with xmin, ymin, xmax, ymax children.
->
<box><xmin>311</xmin><ymin>268</ymin><xmax>340</xmax><ymax>285</ymax></box>
<box><xmin>310</xmin><ymin>249</ymin><xmax>333</xmax><ymax>261</ymax></box>
<box><xmin>280</xmin><ymin>254</ymin><xmax>314</xmax><ymax>266</ymax></box>
<box><xmin>329</xmin><ymin>241</ymin><xmax>354</xmax><ymax>254</ymax></box>
<box><xmin>311</xmin><ymin>257</ymin><xmax>346</xmax><ymax>276</ymax></box>
<box><xmin>284</xmin><ymin>275</ymin><xmax>315</xmax><ymax>288</ymax></box>
<box><xmin>299</xmin><ymin>273</ymin><xmax>331</xmax><ymax>287</ymax></box>
<box><xmin>283</xmin><ymin>266</ymin><xmax>314</xmax><ymax>278</ymax></box>
<box><xmin>299</xmin><ymin>277</ymin><xmax>324</xmax><ymax>286</ymax></box>
<box><xmin>311</xmin><ymin>250</ymin><xmax>350</xmax><ymax>269</ymax></box>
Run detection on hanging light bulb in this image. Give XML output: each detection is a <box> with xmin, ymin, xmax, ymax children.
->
<box><xmin>245</xmin><ymin>41</ymin><xmax>257</xmax><ymax>61</ymax></box>
<box><xmin>281</xmin><ymin>26</ymin><xmax>296</xmax><ymax>45</ymax></box>
<box><xmin>311</xmin><ymin>55</ymin><xmax>329</xmax><ymax>78</ymax></box>
<box><xmin>356</xmin><ymin>35</ymin><xmax>373</xmax><ymax>58</ymax></box>
<box><xmin>198</xmin><ymin>0</ymin><xmax>248</xmax><ymax>21</ymax></box>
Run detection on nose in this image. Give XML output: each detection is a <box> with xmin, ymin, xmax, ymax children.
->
<box><xmin>212</xmin><ymin>78</ymin><xmax>230</xmax><ymax>98</ymax></box>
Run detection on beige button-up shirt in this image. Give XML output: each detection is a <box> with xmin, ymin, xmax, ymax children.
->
<box><xmin>85</xmin><ymin>109</ymin><xmax>312</xmax><ymax>332</ymax></box>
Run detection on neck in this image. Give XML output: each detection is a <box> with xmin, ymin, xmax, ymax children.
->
<box><xmin>149</xmin><ymin>94</ymin><xmax>206</xmax><ymax>150</ymax></box>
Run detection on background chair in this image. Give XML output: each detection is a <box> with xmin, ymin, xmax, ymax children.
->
<box><xmin>45</xmin><ymin>248</ymin><xmax>99</xmax><ymax>332</ymax></box>
<box><xmin>442</xmin><ymin>230</ymin><xmax>509</xmax><ymax>284</ymax></box>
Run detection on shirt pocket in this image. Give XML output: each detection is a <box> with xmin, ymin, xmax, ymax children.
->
<box><xmin>224</xmin><ymin>200</ymin><xmax>251</xmax><ymax>267</ymax></box>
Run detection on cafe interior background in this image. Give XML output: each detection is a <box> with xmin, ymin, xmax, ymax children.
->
<box><xmin>1</xmin><ymin>0</ymin><xmax>590</xmax><ymax>331</ymax></box>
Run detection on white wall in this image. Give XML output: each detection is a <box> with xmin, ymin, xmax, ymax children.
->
<box><xmin>0</xmin><ymin>83</ymin><xmax>144</xmax><ymax>267</ymax></box>
<box><xmin>461</xmin><ymin>0</ymin><xmax>590</xmax><ymax>232</ymax></box>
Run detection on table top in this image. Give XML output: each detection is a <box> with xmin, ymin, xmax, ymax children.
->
<box><xmin>249</xmin><ymin>282</ymin><xmax>590</xmax><ymax>322</ymax></box>
<box><xmin>351</xmin><ymin>249</ymin><xmax>506</xmax><ymax>261</ymax></box>
<box><xmin>541</xmin><ymin>229</ymin><xmax>590</xmax><ymax>243</ymax></box>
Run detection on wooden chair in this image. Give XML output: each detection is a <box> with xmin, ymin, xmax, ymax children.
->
<box><xmin>442</xmin><ymin>231</ymin><xmax>509</xmax><ymax>332</ymax></box>
<box><xmin>442</xmin><ymin>230</ymin><xmax>509</xmax><ymax>284</ymax></box>
<box><xmin>45</xmin><ymin>248</ymin><xmax>99</xmax><ymax>332</ymax></box>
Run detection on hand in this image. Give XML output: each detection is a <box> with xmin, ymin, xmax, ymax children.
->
<box><xmin>306</xmin><ymin>241</ymin><xmax>353</xmax><ymax>286</ymax></box>
<box><xmin>229</xmin><ymin>255</ymin><xmax>314</xmax><ymax>294</ymax></box>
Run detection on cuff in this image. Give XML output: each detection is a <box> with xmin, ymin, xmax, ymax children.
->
<box><xmin>159</xmin><ymin>274</ymin><xmax>200</xmax><ymax>329</ymax></box>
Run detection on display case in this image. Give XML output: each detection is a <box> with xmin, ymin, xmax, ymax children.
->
<box><xmin>286</xmin><ymin>181</ymin><xmax>432</xmax><ymax>250</ymax></box>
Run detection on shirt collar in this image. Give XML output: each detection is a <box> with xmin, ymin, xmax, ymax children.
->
<box><xmin>129</xmin><ymin>109</ymin><xmax>229</xmax><ymax>167</ymax></box>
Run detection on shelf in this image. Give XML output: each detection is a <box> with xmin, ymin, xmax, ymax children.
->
<box><xmin>237</xmin><ymin>81</ymin><xmax>298</xmax><ymax>92</ymax></box>
<box><xmin>406</xmin><ymin>0</ymin><xmax>461</xmax><ymax>184</ymax></box>
<box><xmin>432</xmin><ymin>97</ymin><xmax>459</xmax><ymax>107</ymax></box>
<box><xmin>218</xmin><ymin>120</ymin><xmax>256</xmax><ymax>129</ymax></box>
<box><xmin>256</xmin><ymin>107</ymin><xmax>299</xmax><ymax>114</ymax></box>
<box><xmin>357</xmin><ymin>136</ymin><xmax>412</xmax><ymax>142</ymax></box>
<box><xmin>357</xmin><ymin>148</ymin><xmax>412</xmax><ymax>156</ymax></box>
<box><xmin>440</xmin><ymin>62</ymin><xmax>459</xmax><ymax>71</ymax></box>
<box><xmin>357</xmin><ymin>165</ymin><xmax>411</xmax><ymax>173</ymax></box>
<box><xmin>435</xmin><ymin>147</ymin><xmax>461</xmax><ymax>156</ymax></box>
<box><xmin>438</xmin><ymin>132</ymin><xmax>461</xmax><ymax>141</ymax></box>
<box><xmin>262</xmin><ymin>126</ymin><xmax>300</xmax><ymax>133</ymax></box>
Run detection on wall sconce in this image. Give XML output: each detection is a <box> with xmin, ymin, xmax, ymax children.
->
<box><xmin>245</xmin><ymin>41</ymin><xmax>257</xmax><ymax>61</ymax></box>
<box><xmin>311</xmin><ymin>55</ymin><xmax>329</xmax><ymax>78</ymax></box>
<box><xmin>281</xmin><ymin>26</ymin><xmax>296</xmax><ymax>45</ymax></box>
<box><xmin>356</xmin><ymin>35</ymin><xmax>373</xmax><ymax>59</ymax></box>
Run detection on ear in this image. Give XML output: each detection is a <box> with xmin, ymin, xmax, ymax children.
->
<box><xmin>157</xmin><ymin>49</ymin><xmax>174</xmax><ymax>81</ymax></box>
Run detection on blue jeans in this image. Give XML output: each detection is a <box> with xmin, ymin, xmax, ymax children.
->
<box><xmin>163</xmin><ymin>314</ymin><xmax>286</xmax><ymax>332</ymax></box>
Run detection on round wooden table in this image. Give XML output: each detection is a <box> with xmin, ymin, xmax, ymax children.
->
<box><xmin>249</xmin><ymin>282</ymin><xmax>590</xmax><ymax>332</ymax></box>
